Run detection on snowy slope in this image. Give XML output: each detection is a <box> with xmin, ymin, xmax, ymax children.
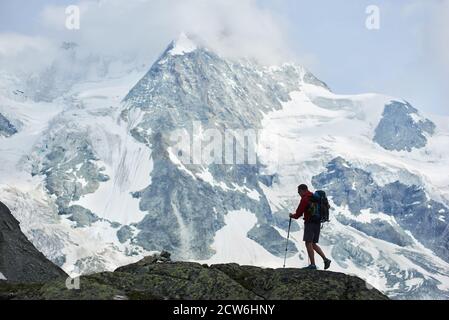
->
<box><xmin>0</xmin><ymin>64</ymin><xmax>153</xmax><ymax>275</ymax></box>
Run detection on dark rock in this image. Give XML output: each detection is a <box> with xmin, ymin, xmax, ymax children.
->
<box><xmin>160</xmin><ymin>250</ymin><xmax>171</xmax><ymax>259</ymax></box>
<box><xmin>34</xmin><ymin>130</ymin><xmax>111</xmax><ymax>216</ymax></box>
<box><xmin>117</xmin><ymin>225</ymin><xmax>134</xmax><ymax>243</ymax></box>
<box><xmin>373</xmin><ymin>100</ymin><xmax>435</xmax><ymax>152</ymax></box>
<box><xmin>259</xmin><ymin>174</ymin><xmax>279</xmax><ymax>187</ymax></box>
<box><xmin>0</xmin><ymin>113</ymin><xmax>17</xmax><ymax>137</ymax></box>
<box><xmin>0</xmin><ymin>253</ymin><xmax>387</xmax><ymax>300</ymax></box>
<box><xmin>247</xmin><ymin>223</ymin><xmax>298</xmax><ymax>257</ymax></box>
<box><xmin>0</xmin><ymin>201</ymin><xmax>67</xmax><ymax>283</ymax></box>
<box><xmin>115</xmin><ymin>252</ymin><xmax>172</xmax><ymax>274</ymax></box>
<box><xmin>64</xmin><ymin>205</ymin><xmax>99</xmax><ymax>227</ymax></box>
<box><xmin>303</xmin><ymin>71</ymin><xmax>331</xmax><ymax>91</ymax></box>
<box><xmin>337</xmin><ymin>215</ymin><xmax>414</xmax><ymax>247</ymax></box>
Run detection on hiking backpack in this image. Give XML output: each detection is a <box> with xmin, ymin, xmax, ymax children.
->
<box><xmin>309</xmin><ymin>190</ymin><xmax>330</xmax><ymax>224</ymax></box>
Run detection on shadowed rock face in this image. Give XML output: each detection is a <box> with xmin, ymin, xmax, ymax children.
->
<box><xmin>373</xmin><ymin>100</ymin><xmax>435</xmax><ymax>152</ymax></box>
<box><xmin>0</xmin><ymin>201</ymin><xmax>67</xmax><ymax>283</ymax></box>
<box><xmin>0</xmin><ymin>252</ymin><xmax>387</xmax><ymax>300</ymax></box>
<box><xmin>0</xmin><ymin>113</ymin><xmax>17</xmax><ymax>137</ymax></box>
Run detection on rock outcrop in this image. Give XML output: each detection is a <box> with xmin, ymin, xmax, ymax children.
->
<box><xmin>373</xmin><ymin>100</ymin><xmax>435</xmax><ymax>152</ymax></box>
<box><xmin>0</xmin><ymin>251</ymin><xmax>387</xmax><ymax>300</ymax></box>
<box><xmin>0</xmin><ymin>201</ymin><xmax>67</xmax><ymax>283</ymax></box>
<box><xmin>0</xmin><ymin>113</ymin><xmax>17</xmax><ymax>137</ymax></box>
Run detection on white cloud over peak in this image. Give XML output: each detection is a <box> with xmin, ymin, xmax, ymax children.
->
<box><xmin>432</xmin><ymin>1</ymin><xmax>449</xmax><ymax>72</ymax></box>
<box><xmin>38</xmin><ymin>0</ymin><xmax>294</xmax><ymax>65</ymax></box>
<box><xmin>0</xmin><ymin>33</ymin><xmax>58</xmax><ymax>74</ymax></box>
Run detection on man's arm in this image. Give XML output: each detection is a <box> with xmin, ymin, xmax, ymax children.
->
<box><xmin>290</xmin><ymin>197</ymin><xmax>307</xmax><ymax>219</ymax></box>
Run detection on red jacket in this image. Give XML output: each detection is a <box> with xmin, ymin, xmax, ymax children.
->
<box><xmin>291</xmin><ymin>190</ymin><xmax>313</xmax><ymax>222</ymax></box>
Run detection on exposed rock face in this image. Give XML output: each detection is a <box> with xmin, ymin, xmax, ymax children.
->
<box><xmin>312</xmin><ymin>157</ymin><xmax>449</xmax><ymax>263</ymax></box>
<box><xmin>0</xmin><ymin>201</ymin><xmax>67</xmax><ymax>283</ymax></box>
<box><xmin>247</xmin><ymin>224</ymin><xmax>297</xmax><ymax>257</ymax></box>
<box><xmin>31</xmin><ymin>125</ymin><xmax>110</xmax><ymax>212</ymax></box>
<box><xmin>120</xmin><ymin>45</ymin><xmax>310</xmax><ymax>260</ymax></box>
<box><xmin>117</xmin><ymin>225</ymin><xmax>134</xmax><ymax>244</ymax></box>
<box><xmin>303</xmin><ymin>71</ymin><xmax>331</xmax><ymax>90</ymax></box>
<box><xmin>0</xmin><ymin>113</ymin><xmax>17</xmax><ymax>137</ymax></box>
<box><xmin>0</xmin><ymin>252</ymin><xmax>387</xmax><ymax>300</ymax></box>
<box><xmin>373</xmin><ymin>101</ymin><xmax>435</xmax><ymax>152</ymax></box>
<box><xmin>65</xmin><ymin>205</ymin><xmax>99</xmax><ymax>227</ymax></box>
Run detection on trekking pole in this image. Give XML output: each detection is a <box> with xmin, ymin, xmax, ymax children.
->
<box><xmin>283</xmin><ymin>217</ymin><xmax>292</xmax><ymax>268</ymax></box>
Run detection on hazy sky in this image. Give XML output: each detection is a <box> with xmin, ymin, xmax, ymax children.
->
<box><xmin>0</xmin><ymin>0</ymin><xmax>448</xmax><ymax>115</ymax></box>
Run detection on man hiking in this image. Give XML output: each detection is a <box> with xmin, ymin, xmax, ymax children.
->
<box><xmin>290</xmin><ymin>184</ymin><xmax>331</xmax><ymax>270</ymax></box>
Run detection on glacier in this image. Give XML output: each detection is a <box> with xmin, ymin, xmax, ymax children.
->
<box><xmin>1</xmin><ymin>34</ymin><xmax>449</xmax><ymax>299</ymax></box>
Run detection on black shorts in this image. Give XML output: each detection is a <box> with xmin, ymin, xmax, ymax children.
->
<box><xmin>303</xmin><ymin>222</ymin><xmax>321</xmax><ymax>243</ymax></box>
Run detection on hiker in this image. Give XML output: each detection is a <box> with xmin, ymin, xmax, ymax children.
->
<box><xmin>290</xmin><ymin>184</ymin><xmax>331</xmax><ymax>270</ymax></box>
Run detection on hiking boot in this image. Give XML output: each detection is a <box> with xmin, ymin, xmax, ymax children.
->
<box><xmin>302</xmin><ymin>264</ymin><xmax>317</xmax><ymax>270</ymax></box>
<box><xmin>324</xmin><ymin>258</ymin><xmax>331</xmax><ymax>270</ymax></box>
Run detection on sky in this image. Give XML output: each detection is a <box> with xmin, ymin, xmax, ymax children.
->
<box><xmin>0</xmin><ymin>0</ymin><xmax>448</xmax><ymax>115</ymax></box>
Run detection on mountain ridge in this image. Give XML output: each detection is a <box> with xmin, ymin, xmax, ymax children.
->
<box><xmin>0</xmin><ymin>249</ymin><xmax>388</xmax><ymax>300</ymax></box>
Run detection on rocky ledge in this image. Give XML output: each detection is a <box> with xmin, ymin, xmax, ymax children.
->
<box><xmin>0</xmin><ymin>251</ymin><xmax>387</xmax><ymax>300</ymax></box>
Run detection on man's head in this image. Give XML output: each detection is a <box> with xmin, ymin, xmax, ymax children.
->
<box><xmin>298</xmin><ymin>184</ymin><xmax>309</xmax><ymax>197</ymax></box>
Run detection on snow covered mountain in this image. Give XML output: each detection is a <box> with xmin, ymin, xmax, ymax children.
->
<box><xmin>1</xmin><ymin>33</ymin><xmax>449</xmax><ymax>299</ymax></box>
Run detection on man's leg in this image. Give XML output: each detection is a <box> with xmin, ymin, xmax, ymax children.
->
<box><xmin>314</xmin><ymin>243</ymin><xmax>332</xmax><ymax>270</ymax></box>
<box><xmin>313</xmin><ymin>243</ymin><xmax>327</xmax><ymax>261</ymax></box>
<box><xmin>305</xmin><ymin>242</ymin><xmax>315</xmax><ymax>265</ymax></box>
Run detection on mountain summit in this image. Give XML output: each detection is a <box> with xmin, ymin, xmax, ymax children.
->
<box><xmin>168</xmin><ymin>32</ymin><xmax>199</xmax><ymax>56</ymax></box>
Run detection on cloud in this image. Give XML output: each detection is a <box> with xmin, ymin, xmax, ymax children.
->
<box><xmin>434</xmin><ymin>0</ymin><xmax>449</xmax><ymax>114</ymax></box>
<box><xmin>403</xmin><ymin>0</ymin><xmax>449</xmax><ymax>72</ymax></box>
<box><xmin>0</xmin><ymin>33</ymin><xmax>58</xmax><ymax>75</ymax></box>
<box><xmin>382</xmin><ymin>0</ymin><xmax>449</xmax><ymax>115</ymax></box>
<box><xmin>425</xmin><ymin>0</ymin><xmax>449</xmax><ymax>114</ymax></box>
<box><xmin>431</xmin><ymin>0</ymin><xmax>449</xmax><ymax>73</ymax></box>
<box><xmin>37</xmin><ymin>0</ymin><xmax>294</xmax><ymax>65</ymax></box>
